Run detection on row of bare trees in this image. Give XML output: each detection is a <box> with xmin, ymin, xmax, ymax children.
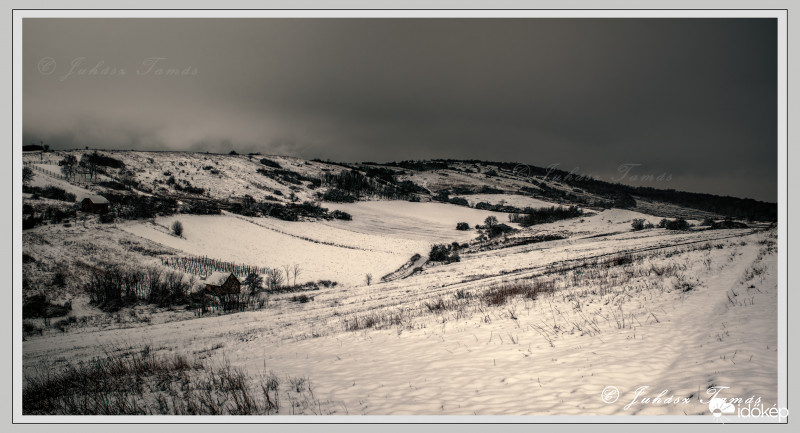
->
<box><xmin>244</xmin><ymin>264</ymin><xmax>302</xmax><ymax>293</ymax></box>
<box><xmin>161</xmin><ymin>256</ymin><xmax>304</xmax><ymax>292</ymax></box>
<box><xmin>86</xmin><ymin>264</ymin><xmax>193</xmax><ymax>311</ymax></box>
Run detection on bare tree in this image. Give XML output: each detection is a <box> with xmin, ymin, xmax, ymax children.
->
<box><xmin>283</xmin><ymin>265</ymin><xmax>292</xmax><ymax>289</ymax></box>
<box><xmin>80</xmin><ymin>153</ymin><xmax>99</xmax><ymax>181</ymax></box>
<box><xmin>292</xmin><ymin>264</ymin><xmax>302</xmax><ymax>287</ymax></box>
<box><xmin>59</xmin><ymin>155</ymin><xmax>77</xmax><ymax>178</ymax></box>
<box><xmin>243</xmin><ymin>273</ymin><xmax>263</xmax><ymax>304</ymax></box>
<box><xmin>365</xmin><ymin>273</ymin><xmax>373</xmax><ymax>286</ymax></box>
<box><xmin>265</xmin><ymin>267</ymin><xmax>284</xmax><ymax>291</ymax></box>
<box><xmin>22</xmin><ymin>167</ymin><xmax>33</xmax><ymax>186</ymax></box>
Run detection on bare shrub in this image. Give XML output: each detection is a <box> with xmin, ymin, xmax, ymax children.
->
<box><xmin>424</xmin><ymin>298</ymin><xmax>448</xmax><ymax>312</ymax></box>
<box><xmin>673</xmin><ymin>274</ymin><xmax>698</xmax><ymax>292</ymax></box>
<box><xmin>482</xmin><ymin>280</ymin><xmax>555</xmax><ymax>306</ymax></box>
<box><xmin>171</xmin><ymin>220</ymin><xmax>184</xmax><ymax>237</ymax></box>
<box><xmin>343</xmin><ymin>310</ymin><xmax>405</xmax><ymax>332</ymax></box>
<box><xmin>23</xmin><ymin>349</ymin><xmax>328</xmax><ymax>415</ymax></box>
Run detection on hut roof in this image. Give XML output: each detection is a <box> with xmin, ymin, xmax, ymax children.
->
<box><xmin>204</xmin><ymin>272</ymin><xmax>237</xmax><ymax>286</ymax></box>
<box><xmin>190</xmin><ymin>280</ymin><xmax>207</xmax><ymax>294</ymax></box>
<box><xmin>79</xmin><ymin>194</ymin><xmax>109</xmax><ymax>204</ymax></box>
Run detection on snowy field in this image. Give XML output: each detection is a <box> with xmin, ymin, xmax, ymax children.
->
<box><xmin>318</xmin><ymin>200</ymin><xmax>523</xmax><ymax>243</ymax></box>
<box><xmin>20</xmin><ymin>152</ymin><xmax>778</xmax><ymax>418</ymax></box>
<box><xmin>23</xmin><ymin>208</ymin><xmax>777</xmax><ymax>417</ymax></box>
<box><xmin>119</xmin><ymin>201</ymin><xmax>523</xmax><ymax>286</ymax></box>
<box><xmin>28</xmin><ymin>170</ymin><xmax>94</xmax><ymax>200</ymax></box>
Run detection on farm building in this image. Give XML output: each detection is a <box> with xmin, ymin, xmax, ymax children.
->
<box><xmin>201</xmin><ymin>272</ymin><xmax>243</xmax><ymax>313</ymax></box>
<box><xmin>203</xmin><ymin>272</ymin><xmax>241</xmax><ymax>297</ymax></box>
<box><xmin>79</xmin><ymin>194</ymin><xmax>109</xmax><ymax>214</ymax></box>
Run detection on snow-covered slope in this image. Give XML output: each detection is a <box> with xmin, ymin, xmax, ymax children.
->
<box><xmin>21</xmin><ymin>150</ymin><xmax>778</xmax><ymax>418</ymax></box>
<box><xmin>23</xmin><ymin>224</ymin><xmax>777</xmax><ymax>416</ymax></box>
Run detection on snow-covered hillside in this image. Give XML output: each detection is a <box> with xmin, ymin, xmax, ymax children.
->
<box><xmin>20</xmin><ymin>150</ymin><xmax>779</xmax><ymax>418</ymax></box>
<box><xmin>23</xmin><ymin>222</ymin><xmax>777</xmax><ymax>416</ymax></box>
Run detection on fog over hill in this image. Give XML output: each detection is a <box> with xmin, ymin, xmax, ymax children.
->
<box><xmin>23</xmin><ymin>18</ymin><xmax>777</xmax><ymax>201</ymax></box>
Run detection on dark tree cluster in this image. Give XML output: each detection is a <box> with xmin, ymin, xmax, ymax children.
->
<box><xmin>180</xmin><ymin>199</ymin><xmax>221</xmax><ymax>215</ymax></box>
<box><xmin>321</xmin><ymin>188</ymin><xmax>356</xmax><ymax>203</ymax></box>
<box><xmin>710</xmin><ymin>219</ymin><xmax>749</xmax><ymax>229</ymax></box>
<box><xmin>509</xmin><ymin>206</ymin><xmax>583</xmax><ymax>227</ymax></box>
<box><xmin>23</xmin><ymin>144</ymin><xmax>47</xmax><ymax>152</ymax></box>
<box><xmin>257</xmin><ymin>168</ymin><xmax>316</xmax><ymax>186</ymax></box>
<box><xmin>174</xmin><ymin>180</ymin><xmax>205</xmax><ymax>195</ymax></box>
<box><xmin>658</xmin><ymin>218</ymin><xmax>690</xmax><ymax>230</ymax></box>
<box><xmin>363</xmin><ymin>166</ymin><xmax>400</xmax><ymax>183</ymax></box>
<box><xmin>614</xmin><ymin>193</ymin><xmax>637</xmax><ymax>209</ymax></box>
<box><xmin>23</xmin><ymin>185</ymin><xmax>76</xmax><ymax>202</ymax></box>
<box><xmin>383</xmin><ymin>160</ymin><xmax>451</xmax><ymax>171</ymax></box>
<box><xmin>321</xmin><ymin>169</ymin><xmax>425</xmax><ymax>200</ymax></box>
<box><xmin>259</xmin><ymin>158</ymin><xmax>281</xmax><ymax>168</ymax></box>
<box><xmin>86</xmin><ymin>264</ymin><xmax>191</xmax><ymax>312</ymax></box>
<box><xmin>23</xmin><ymin>167</ymin><xmax>33</xmax><ymax>185</ymax></box>
<box><xmin>104</xmin><ymin>192</ymin><xmax>178</xmax><ymax>220</ymax></box>
<box><xmin>81</xmin><ymin>151</ymin><xmax>125</xmax><ymax>171</ymax></box>
<box><xmin>474</xmin><ymin>202</ymin><xmax>526</xmax><ymax>213</ymax></box>
<box><xmin>227</xmin><ymin>195</ymin><xmax>345</xmax><ymax>222</ymax></box>
<box><xmin>447</xmin><ymin>197</ymin><xmax>470</xmax><ymax>207</ymax></box>
<box><xmin>330</xmin><ymin>210</ymin><xmax>352</xmax><ymax>221</ymax></box>
<box><xmin>429</xmin><ymin>244</ymin><xmax>461</xmax><ymax>263</ymax></box>
<box><xmin>23</xmin><ymin>294</ymin><xmax>70</xmax><ymax>320</ymax></box>
<box><xmin>486</xmin><ymin>223</ymin><xmax>515</xmax><ymax>238</ymax></box>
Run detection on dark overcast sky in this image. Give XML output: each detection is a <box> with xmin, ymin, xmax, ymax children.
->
<box><xmin>23</xmin><ymin>18</ymin><xmax>777</xmax><ymax>202</ymax></box>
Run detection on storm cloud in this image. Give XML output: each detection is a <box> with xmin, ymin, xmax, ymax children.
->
<box><xmin>23</xmin><ymin>18</ymin><xmax>777</xmax><ymax>201</ymax></box>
